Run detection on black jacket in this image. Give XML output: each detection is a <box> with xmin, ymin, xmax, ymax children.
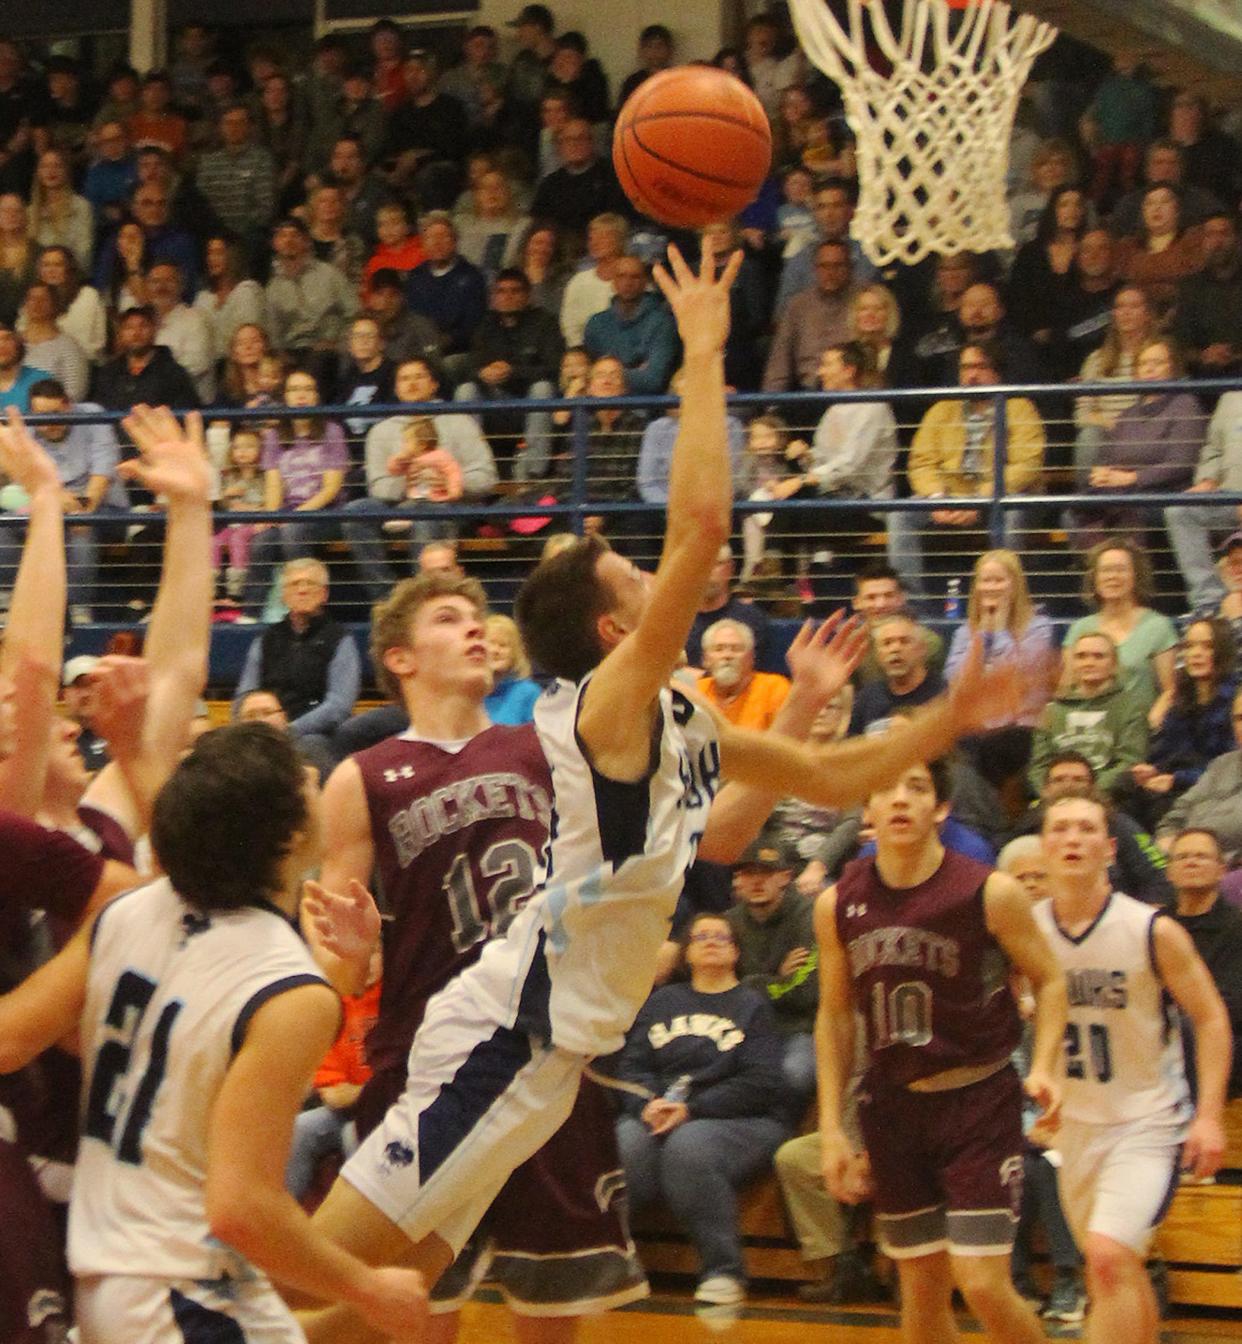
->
<box><xmin>466</xmin><ymin>306</ymin><xmax>564</xmax><ymax>388</ymax></box>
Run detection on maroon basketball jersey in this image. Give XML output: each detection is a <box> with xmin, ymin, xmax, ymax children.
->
<box><xmin>836</xmin><ymin>848</ymin><xmax>1020</xmax><ymax>1088</ymax></box>
<box><xmin>355</xmin><ymin>724</ymin><xmax>553</xmax><ymax>1079</ymax></box>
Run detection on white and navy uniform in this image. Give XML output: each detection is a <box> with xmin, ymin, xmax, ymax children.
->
<box><xmin>70</xmin><ymin>878</ymin><xmax>331</xmax><ymax>1344</ymax></box>
<box><xmin>343</xmin><ymin>675</ymin><xmax>720</xmax><ymax>1254</ymax></box>
<box><xmin>1033</xmin><ymin>891</ymin><xmax>1191</xmax><ymax>1254</ymax></box>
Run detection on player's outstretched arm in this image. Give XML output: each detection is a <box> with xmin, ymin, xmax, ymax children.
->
<box><xmin>1154</xmin><ymin>917</ymin><xmax>1232</xmax><ymax>1179</ymax></box>
<box><xmin>206</xmin><ymin>984</ymin><xmax>428</xmax><ymax>1340</ymax></box>
<box><xmin>85</xmin><ymin>407</ymin><xmax>213</xmax><ymax>834</ymax></box>
<box><xmin>578</xmin><ymin>239</ymin><xmax>740</xmax><ymax>773</ymax></box>
<box><xmin>0</xmin><ymin>922</ymin><xmax>91</xmax><ymax>1074</ymax></box>
<box><xmin>983</xmin><ymin>871</ymin><xmax>1067</xmax><ymax>1127</ymax></box>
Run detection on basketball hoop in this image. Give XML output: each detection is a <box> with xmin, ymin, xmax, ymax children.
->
<box><xmin>789</xmin><ymin>0</ymin><xmax>1057</xmax><ymax>265</ymax></box>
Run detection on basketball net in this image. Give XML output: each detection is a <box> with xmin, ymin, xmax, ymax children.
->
<box><xmin>789</xmin><ymin>0</ymin><xmax>1057</xmax><ymax>265</ymax></box>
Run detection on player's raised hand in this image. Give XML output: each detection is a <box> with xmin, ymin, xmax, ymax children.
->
<box><xmin>353</xmin><ymin>1265</ymin><xmax>429</xmax><ymax>1342</ymax></box>
<box><xmin>117</xmin><ymin>405</ymin><xmax>212</xmax><ymax>505</ymax></box>
<box><xmin>0</xmin><ymin>405</ymin><xmax>61</xmax><ymax>498</ymax></box>
<box><xmin>1182</xmin><ymin>1112</ymin><xmax>1227</xmax><ymax>1181</ymax></box>
<box><xmin>945</xmin><ymin>635</ymin><xmax>1050</xmax><ymax>737</ymax></box>
<box><xmin>785</xmin><ymin>611</ymin><xmax>869</xmax><ymax>708</ymax></box>
<box><xmin>88</xmin><ymin>655</ymin><xmax>151</xmax><ymax>759</ymax></box>
<box><xmin>652</xmin><ymin>235</ymin><xmax>743</xmax><ymax>359</ymax></box>
<box><xmin>302</xmin><ymin>877</ymin><xmax>382</xmax><ymax>969</ymax></box>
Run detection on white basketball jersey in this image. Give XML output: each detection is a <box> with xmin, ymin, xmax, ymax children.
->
<box><xmin>460</xmin><ymin>676</ymin><xmax>720</xmax><ymax>1059</ymax></box>
<box><xmin>1034</xmin><ymin>892</ymin><xmax>1191</xmax><ymax>1127</ymax></box>
<box><xmin>69</xmin><ymin>878</ymin><xmax>329</xmax><ymax>1280</ymax></box>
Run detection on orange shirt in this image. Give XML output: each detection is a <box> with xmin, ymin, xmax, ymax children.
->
<box><xmin>695</xmin><ymin>670</ymin><xmax>791</xmax><ymax>730</ymax></box>
<box><xmin>313</xmin><ymin>979</ymin><xmax>382</xmax><ymax>1089</ymax></box>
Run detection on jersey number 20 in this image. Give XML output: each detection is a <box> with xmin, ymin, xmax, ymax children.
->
<box><xmin>84</xmin><ymin>970</ymin><xmax>181</xmax><ymax>1164</ymax></box>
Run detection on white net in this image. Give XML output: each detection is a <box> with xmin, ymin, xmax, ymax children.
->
<box><xmin>789</xmin><ymin>0</ymin><xmax>1057</xmax><ymax>265</ymax></box>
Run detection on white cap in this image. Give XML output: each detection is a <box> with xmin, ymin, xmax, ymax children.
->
<box><xmin>62</xmin><ymin>654</ymin><xmax>100</xmax><ymax>685</ymax></box>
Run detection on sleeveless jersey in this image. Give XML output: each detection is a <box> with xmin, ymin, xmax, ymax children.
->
<box><xmin>836</xmin><ymin>849</ymin><xmax>1020</xmax><ymax>1087</ymax></box>
<box><xmin>355</xmin><ymin>725</ymin><xmax>553</xmax><ymax>1078</ymax></box>
<box><xmin>453</xmin><ymin>676</ymin><xmax>721</xmax><ymax>1059</ymax></box>
<box><xmin>69</xmin><ymin>878</ymin><xmax>329</xmax><ymax>1280</ymax></box>
<box><xmin>1033</xmin><ymin>892</ymin><xmax>1190</xmax><ymax>1126</ymax></box>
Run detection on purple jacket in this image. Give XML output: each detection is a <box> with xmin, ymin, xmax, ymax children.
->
<box><xmin>1093</xmin><ymin>391</ymin><xmax>1206</xmax><ymax>492</ymax></box>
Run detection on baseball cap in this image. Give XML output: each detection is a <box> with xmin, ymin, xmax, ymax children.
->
<box><xmin>508</xmin><ymin>4</ymin><xmax>554</xmax><ymax>30</ymax></box>
<box><xmin>736</xmin><ymin>824</ymin><xmax>800</xmax><ymax>871</ymax></box>
<box><xmin>1219</xmin><ymin>531</ymin><xmax>1242</xmax><ymax>555</ymax></box>
<box><xmin>63</xmin><ymin>655</ymin><xmax>99</xmax><ymax>685</ymax></box>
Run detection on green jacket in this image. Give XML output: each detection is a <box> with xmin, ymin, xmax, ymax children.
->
<box><xmin>1028</xmin><ymin>678</ymin><xmax>1149</xmax><ymax>796</ymax></box>
<box><xmin>725</xmin><ymin>890</ymin><xmax>818</xmax><ymax>1035</ymax></box>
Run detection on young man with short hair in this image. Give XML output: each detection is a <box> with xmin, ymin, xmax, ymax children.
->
<box><xmin>814</xmin><ymin>760</ymin><xmax>1067</xmax><ymax>1344</ymax></box>
<box><xmin>1035</xmin><ymin>795</ymin><xmax>1231</xmax><ymax>1344</ymax></box>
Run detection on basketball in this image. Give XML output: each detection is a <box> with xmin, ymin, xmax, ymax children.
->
<box><xmin>612</xmin><ymin>67</ymin><xmax>772</xmax><ymax>229</ymax></box>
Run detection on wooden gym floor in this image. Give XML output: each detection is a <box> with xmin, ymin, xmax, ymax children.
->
<box><xmin>454</xmin><ymin>1284</ymin><xmax>1241</xmax><ymax>1343</ymax></box>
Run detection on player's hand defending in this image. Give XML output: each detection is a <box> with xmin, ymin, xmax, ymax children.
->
<box><xmin>785</xmin><ymin>611</ymin><xmax>869</xmax><ymax>709</ymax></box>
<box><xmin>0</xmin><ymin>405</ymin><xmax>62</xmax><ymax>499</ymax></box>
<box><xmin>302</xmin><ymin>878</ymin><xmax>382</xmax><ymax>975</ymax></box>
<box><xmin>652</xmin><ymin>236</ymin><xmax>743</xmax><ymax>360</ymax></box>
<box><xmin>353</xmin><ymin>1264</ymin><xmax>428</xmax><ymax>1342</ymax></box>
<box><xmin>1182</xmin><ymin>1112</ymin><xmax>1227</xmax><ymax>1181</ymax></box>
<box><xmin>1023</xmin><ymin>1068</ymin><xmax>1062</xmax><ymax>1134</ymax></box>
<box><xmin>118</xmin><ymin>405</ymin><xmax>213</xmax><ymax>505</ymax></box>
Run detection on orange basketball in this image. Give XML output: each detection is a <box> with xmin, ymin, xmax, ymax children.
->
<box><xmin>612</xmin><ymin>67</ymin><xmax>772</xmax><ymax>229</ymax></box>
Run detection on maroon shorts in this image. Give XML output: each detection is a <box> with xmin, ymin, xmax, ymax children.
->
<box><xmin>858</xmin><ymin>1064</ymin><xmax>1024</xmax><ymax>1259</ymax></box>
<box><xmin>359</xmin><ymin>1067</ymin><xmax>646</xmax><ymax>1313</ymax></box>
<box><xmin>0</xmin><ymin>1135</ymin><xmax>70</xmax><ymax>1344</ymax></box>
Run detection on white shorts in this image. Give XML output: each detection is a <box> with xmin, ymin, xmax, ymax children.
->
<box><xmin>1054</xmin><ymin>1114</ymin><xmax>1185</xmax><ymax>1255</ymax></box>
<box><xmin>341</xmin><ymin>974</ymin><xmax>586</xmax><ymax>1256</ymax></box>
<box><xmin>75</xmin><ymin>1273</ymin><xmax>302</xmax><ymax>1344</ymax></box>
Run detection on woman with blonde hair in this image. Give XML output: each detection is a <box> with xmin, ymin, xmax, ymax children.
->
<box><xmin>846</xmin><ymin>283</ymin><xmax>916</xmax><ymax>387</ymax></box>
<box><xmin>945</xmin><ymin>548</ymin><xmax>1055</xmax><ymax>781</ymax></box>
<box><xmin>1073</xmin><ymin>283</ymin><xmax>1157</xmax><ymax>475</ymax></box>
<box><xmin>483</xmin><ymin>612</ymin><xmax>541</xmax><ymax>724</ymax></box>
<box><xmin>0</xmin><ymin>194</ymin><xmax>38</xmax><ymax>324</ymax></box>
<box><xmin>29</xmin><ymin>148</ymin><xmax>93</xmax><ymax>270</ymax></box>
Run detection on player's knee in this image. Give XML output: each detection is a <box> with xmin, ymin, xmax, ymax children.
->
<box><xmin>952</xmin><ymin>1258</ymin><xmax>1011</xmax><ymax>1318</ymax></box>
<box><xmin>1084</xmin><ymin>1233</ymin><xmax>1138</xmax><ymax>1296</ymax></box>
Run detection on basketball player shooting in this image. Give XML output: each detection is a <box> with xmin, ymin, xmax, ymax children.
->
<box><xmin>301</xmin><ymin>236</ymin><xmax>1044</xmax><ymax>1344</ymax></box>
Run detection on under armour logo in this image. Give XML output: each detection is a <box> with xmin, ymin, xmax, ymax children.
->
<box><xmin>845</xmin><ymin>903</ymin><xmax>868</xmax><ymax>918</ymax></box>
<box><xmin>383</xmin><ymin>765</ymin><xmax>417</xmax><ymax>782</ymax></box>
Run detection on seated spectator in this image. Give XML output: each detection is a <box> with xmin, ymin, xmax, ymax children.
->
<box><xmin>440</xmin><ymin>24</ymin><xmax>509</xmax><ymax>127</ymax></box>
<box><xmin>944</xmin><ymin>548</ymin><xmax>1055</xmax><ymax>783</ymax></box>
<box><xmin>455</xmin><ymin>169</ymin><xmax>529</xmax><ymax>280</ymax></box>
<box><xmin>518</xmin><ymin>222</ymin><xmax>574</xmax><ymax>324</ymax></box>
<box><xmin>19</xmin><ymin>283</ymin><xmax>87</xmax><ymax>401</ymax></box>
<box><xmin>1168</xmin><ymin>92</ymin><xmax>1242</xmax><ymax>209</ymax></box>
<box><xmin>362</xmin><ymin>201</ymin><xmax>425</xmax><ymax>298</ymax></box>
<box><xmin>726</xmin><ymin>826</ymin><xmax>818</xmax><ymax>1110</ymax></box>
<box><xmin>128</xmin><ymin>70</ymin><xmax>187</xmax><ymax>161</ymax></box>
<box><xmin>193</xmin><ymin>234</ymin><xmax>269</xmax><ymax>366</ymax></box>
<box><xmin>404</xmin><ymin>211</ymin><xmax>488</xmax><ymax>361</ymax></box>
<box><xmin>94</xmin><ymin>58</ymin><xmax>141</xmax><ymax>128</ymax></box>
<box><xmin>323</xmin><ymin>134</ymin><xmax>392</xmax><ymax>250</ymax></box>
<box><xmin>342</xmin><ymin>358</ymin><xmax>497</xmax><ymax>603</ymax></box>
<box><xmin>1068</xmin><ymin>337</ymin><xmax>1204</xmax><ymax>551</ymax></box>
<box><xmin>195</xmin><ymin>103</ymin><xmax>277</xmax><ymax>263</ymax></box>
<box><xmin>482</xmin><ymin>613</ymin><xmax>541</xmax><ymax>724</ymax></box>
<box><xmin>386</xmin><ymin>415</ymin><xmax>464</xmax><ymax>514</ymax></box>
<box><xmin>534</xmin><ymin>86</ymin><xmax>578</xmax><ymax>179</ymax></box>
<box><xmin>336</xmin><ymin>315</ymin><xmax>396</xmax><ymax>440</ymax></box>
<box><xmin>529</xmin><ymin>117</ymin><xmax>627</xmax><ymax>246</ymax></box>
<box><xmin>255</xmin><ymin>71</ymin><xmax>309</xmax><ymax>214</ymax></box>
<box><xmin>559</xmin><ymin>211</ymin><xmax>628</xmax><ymax>346</ymax></box>
<box><xmin>888</xmin><ymin>340</ymin><xmax>1046</xmax><ymax>600</ymax></box>
<box><xmin>697</xmin><ymin>618</ymin><xmax>790</xmax><ymax>730</ymax></box>
<box><xmin>849</xmin><ymin>561</ymin><xmax>945</xmax><ymax>684</ymax></box>
<box><xmin>28</xmin><ymin>148</ymin><xmax>92</xmax><ymax>271</ymax></box>
<box><xmin>0</xmin><ymin>325</ymin><xmax>51</xmax><ymax>411</ymax></box>
<box><xmin>1157</xmin><ymin>687</ymin><xmax>1242</xmax><ymax>864</ymax></box>
<box><xmin>306</xmin><ymin>182</ymin><xmax>366</xmax><ymax>289</ymax></box>
<box><xmin>146</xmin><ymin>261</ymin><xmax>215</xmax><ymax>403</ymax></box>
<box><xmin>618</xmin><ymin>23</ymin><xmax>675</xmax><ymax>107</ymax></box>
<box><xmin>233</xmin><ymin>558</ymin><xmax>361</xmax><ymax>778</ymax></box>
<box><xmin>933</xmin><ymin>281</ymin><xmax>1046</xmax><ymax>387</ymax></box>
<box><xmin>365</xmin><ymin>268</ymin><xmax>444</xmax><ymax>368</ymax></box>
<box><xmin>1073</xmin><ymin>283</ymin><xmax>1157</xmax><ymax>479</ymax></box>
<box><xmin>240</xmin><ymin>369</ymin><xmax>347</xmax><ymax>618</ymax></box>
<box><xmin>93</xmin><ymin>181</ymin><xmax>199</xmax><ymax>297</ymax></box>
<box><xmin>1110</xmin><ymin>140</ymin><xmax>1224</xmax><ymax>238</ymax></box>
<box><xmin>96</xmin><ymin>218</ymin><xmax>150</xmax><ymax>316</ymax></box>
<box><xmin>1166</xmin><ymin>391</ymin><xmax>1242</xmax><ymax>612</ymax></box>
<box><xmin>91</xmin><ymin>304</ymin><xmax>199</xmax><ymax>413</ymax></box>
<box><xmin>1079</xmin><ymin>50</ymin><xmax>1156</xmax><ymax>208</ymax></box>
<box><xmin>735</xmin><ymin>412</ymin><xmax>797</xmax><ymax>578</ymax></box>
<box><xmin>762</xmin><ymin>240</ymin><xmax>857</xmax><ymax>392</ymax></box>
<box><xmin>367</xmin><ymin>19</ymin><xmax>409</xmax><ymax>111</ymax></box>
<box><xmin>547</xmin><ymin>31</ymin><xmax>609</xmax><ymax>126</ymax></box>
<box><xmin>32</xmin><ymin>245</ymin><xmax>107</xmax><ymax>363</ymax></box>
<box><xmin>1166</xmin><ymin>828</ymin><xmax>1242</xmax><ymax>1098</ymax></box>
<box><xmin>453</xmin><ymin>267</ymin><xmax>562</xmax><ymax>481</ymax></box>
<box><xmin>61</xmin><ymin>654</ymin><xmax>110</xmax><ymax>772</ymax></box>
<box><xmin>381</xmin><ymin>51</ymin><xmax>469</xmax><ymax>209</ymax></box>
<box><xmin>1051</xmin><ymin>228</ymin><xmax>1120</xmax><ymax>382</ymax></box>
<box><xmin>847</xmin><ymin>283</ymin><xmax>917</xmax><ymax>389</ymax></box>
<box><xmin>1029</xmin><ymin>631</ymin><xmax>1148</xmax><ymax>799</ymax></box>
<box><xmin>775</xmin><ymin>181</ymin><xmax>875</xmax><ymax>315</ymax></box>
<box><xmin>744</xmin><ymin>12</ymin><xmax>805</xmax><ymax>121</ymax></box>
<box><xmin>850</xmin><ymin>610</ymin><xmax>947</xmax><ymax>734</ymax></box>
<box><xmin>133</xmin><ymin>142</ymin><xmax>218</xmax><ymax>243</ymax></box>
<box><xmin>215</xmin><ymin>322</ymin><xmax>275</xmax><ymax>409</ymax></box>
<box><xmin>1122</xmin><ymin>618</ymin><xmax>1237</xmax><ymax>829</ymax></box>
<box><xmin>696</xmin><ymin>217</ymin><xmax>770</xmax><ymax>392</ymax></box>
<box><xmin>82</xmin><ymin>120</ymin><xmax>138</xmax><ymax>229</ymax></box>
<box><xmin>212</xmin><ymin>424</ymin><xmax>266</xmax><ymax>603</ymax></box>
<box><xmin>1173</xmin><ymin>212</ymin><xmax>1242</xmax><ymax>380</ymax></box>
<box><xmin>550</xmin><ymin>354</ymin><xmax>645</xmax><ymax>509</ymax></box>
<box><xmin>638</xmin><ymin>369</ymin><xmax>745</xmax><ymax>509</ymax></box>
<box><xmin>1113</xmin><ymin>185</ymin><xmax>1206</xmax><ymax>306</ymax></box>
<box><xmin>613</xmin><ymin>912</ymin><xmax>790</xmax><ymax>1309</ymax></box>
<box><xmin>264</xmin><ymin>216</ymin><xmax>358</xmax><ymax>385</ymax></box>
<box><xmin>317</xmin><ymin>61</ymin><xmax>386</xmax><ymax>173</ymax></box>
<box><xmin>1008</xmin><ymin>750</ymin><xmax>1173</xmax><ymax>905</ymax></box>
<box><xmin>685</xmin><ymin>545</ymin><xmax>770</xmax><ymax>668</ymax></box>
<box><xmin>1008</xmin><ymin>137</ymin><xmax>1080</xmax><ymax>245</ymax></box>
<box><xmin>909</xmin><ymin>251</ymin><xmax>982</xmax><ymax>386</ymax></box>
<box><xmin>583</xmin><ymin>255</ymin><xmax>678</xmax><ymax>396</ymax></box>
<box><xmin>1063</xmin><ymin>537</ymin><xmax>1177</xmax><ymax>713</ymax></box>
<box><xmin>0</xmin><ymin>195</ymin><xmax>37</xmax><ymax>326</ymax></box>
<box><xmin>1008</xmin><ymin>186</ymin><xmax>1094</xmax><ymax>350</ymax></box>
<box><xmin>39</xmin><ymin>55</ymin><xmax>98</xmax><ymax>177</ymax></box>
<box><xmin>0</xmin><ymin>377</ymin><xmax>126</xmax><ymax>623</ymax></box>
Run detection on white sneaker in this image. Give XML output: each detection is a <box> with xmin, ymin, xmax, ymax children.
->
<box><xmin>694</xmin><ymin>1275</ymin><xmax>745</xmax><ymax>1306</ymax></box>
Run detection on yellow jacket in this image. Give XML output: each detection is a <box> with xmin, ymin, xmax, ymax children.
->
<box><xmin>909</xmin><ymin>397</ymin><xmax>1046</xmax><ymax>498</ymax></box>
